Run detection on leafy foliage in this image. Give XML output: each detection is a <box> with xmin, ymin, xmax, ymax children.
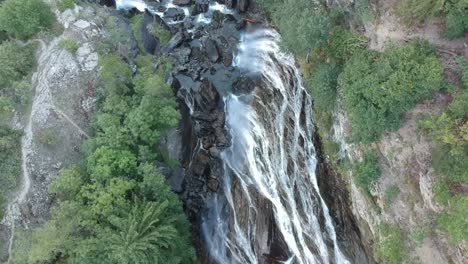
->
<box><xmin>0</xmin><ymin>0</ymin><xmax>55</xmax><ymax>39</ymax></box>
<box><xmin>352</xmin><ymin>150</ymin><xmax>381</xmax><ymax>195</ymax></box>
<box><xmin>339</xmin><ymin>41</ymin><xmax>443</xmax><ymax>142</ymax></box>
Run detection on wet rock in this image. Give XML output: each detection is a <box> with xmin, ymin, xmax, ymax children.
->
<box><xmin>203</xmin><ymin>39</ymin><xmax>219</xmax><ymax>63</ymax></box>
<box><xmin>225</xmin><ymin>0</ymin><xmax>236</xmax><ymax>9</ymax></box>
<box><xmin>232</xmin><ymin>75</ymin><xmax>256</xmax><ymax>95</ymax></box>
<box><xmin>237</xmin><ymin>0</ymin><xmax>249</xmax><ymax>12</ymax></box>
<box><xmin>162</xmin><ymin>31</ymin><xmax>185</xmax><ymax>53</ymax></box>
<box><xmin>196</xmin><ymin>79</ymin><xmax>219</xmax><ymax>110</ymax></box>
<box><xmin>173</xmin><ymin>0</ymin><xmax>192</xmax><ymax>5</ymax></box>
<box><xmin>192</xmin><ymin>0</ymin><xmax>209</xmax><ymax>15</ymax></box>
<box><xmin>142</xmin><ymin>12</ymin><xmax>159</xmax><ymax>54</ymax></box>
<box><xmin>165</xmin><ymin>8</ymin><xmax>186</xmax><ymax>21</ymax></box>
<box><xmin>207</xmin><ymin>178</ymin><xmax>219</xmax><ymax>192</ymax></box>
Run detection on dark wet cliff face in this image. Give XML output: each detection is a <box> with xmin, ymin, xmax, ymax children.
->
<box><xmin>115</xmin><ymin>0</ymin><xmax>372</xmax><ymax>263</ymax></box>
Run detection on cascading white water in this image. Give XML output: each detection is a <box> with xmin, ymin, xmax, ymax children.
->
<box><xmin>112</xmin><ymin>1</ymin><xmax>348</xmax><ymax>263</ymax></box>
<box><xmin>202</xmin><ymin>30</ymin><xmax>349</xmax><ymax>264</ymax></box>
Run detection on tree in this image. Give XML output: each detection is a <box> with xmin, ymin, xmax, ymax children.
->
<box><xmin>0</xmin><ymin>0</ymin><xmax>55</xmax><ymax>39</ymax></box>
<box><xmin>0</xmin><ymin>41</ymin><xmax>36</xmax><ymax>87</ymax></box>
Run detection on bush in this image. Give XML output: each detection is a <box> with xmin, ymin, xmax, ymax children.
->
<box><xmin>0</xmin><ymin>0</ymin><xmax>55</xmax><ymax>39</ymax></box>
<box><xmin>437</xmin><ymin>195</ymin><xmax>468</xmax><ymax>244</ymax></box>
<box><xmin>376</xmin><ymin>224</ymin><xmax>404</xmax><ymax>264</ymax></box>
<box><xmin>353</xmin><ymin>150</ymin><xmax>381</xmax><ymax>195</ymax></box>
<box><xmin>59</xmin><ymin>38</ymin><xmax>80</xmax><ymax>53</ymax></box>
<box><xmin>443</xmin><ymin>8</ymin><xmax>468</xmax><ymax>39</ymax></box>
<box><xmin>339</xmin><ymin>41</ymin><xmax>443</xmax><ymax>142</ymax></box>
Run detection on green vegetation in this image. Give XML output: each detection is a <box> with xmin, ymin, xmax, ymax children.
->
<box><xmin>0</xmin><ymin>126</ymin><xmax>22</xmax><ymax>216</ymax></box>
<box><xmin>12</xmin><ymin>25</ymin><xmax>193</xmax><ymax>261</ymax></box>
<box><xmin>57</xmin><ymin>0</ymin><xmax>76</xmax><ymax>12</ymax></box>
<box><xmin>418</xmin><ymin>62</ymin><xmax>467</xmax><ymax>244</ymax></box>
<box><xmin>398</xmin><ymin>0</ymin><xmax>467</xmax><ymax>39</ymax></box>
<box><xmin>384</xmin><ymin>185</ymin><xmax>400</xmax><ymax>206</ymax></box>
<box><xmin>352</xmin><ymin>150</ymin><xmax>381</xmax><ymax>195</ymax></box>
<box><xmin>149</xmin><ymin>24</ymin><xmax>172</xmax><ymax>47</ymax></box>
<box><xmin>130</xmin><ymin>14</ymin><xmax>144</xmax><ymax>50</ymax></box>
<box><xmin>411</xmin><ymin>224</ymin><xmax>430</xmax><ymax>246</ymax></box>
<box><xmin>0</xmin><ymin>0</ymin><xmax>55</xmax><ymax>39</ymax></box>
<box><xmin>375</xmin><ymin>224</ymin><xmax>405</xmax><ymax>264</ymax></box>
<box><xmin>339</xmin><ymin>42</ymin><xmax>443</xmax><ymax>143</ymax></box>
<box><xmin>0</xmin><ymin>41</ymin><xmax>36</xmax><ymax>88</ymax></box>
<box><xmin>59</xmin><ymin>38</ymin><xmax>80</xmax><ymax>53</ymax></box>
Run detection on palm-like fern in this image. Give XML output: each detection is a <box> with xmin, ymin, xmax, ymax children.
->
<box><xmin>107</xmin><ymin>201</ymin><xmax>180</xmax><ymax>264</ymax></box>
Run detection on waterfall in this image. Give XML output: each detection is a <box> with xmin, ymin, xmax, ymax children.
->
<box><xmin>113</xmin><ymin>1</ymin><xmax>348</xmax><ymax>263</ymax></box>
<box><xmin>202</xmin><ymin>30</ymin><xmax>349</xmax><ymax>264</ymax></box>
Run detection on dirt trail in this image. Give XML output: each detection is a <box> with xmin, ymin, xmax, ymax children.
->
<box><xmin>366</xmin><ymin>1</ymin><xmax>467</xmax><ymax>56</ymax></box>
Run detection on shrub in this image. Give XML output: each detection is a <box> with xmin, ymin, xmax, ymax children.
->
<box><xmin>443</xmin><ymin>8</ymin><xmax>468</xmax><ymax>39</ymax></box>
<box><xmin>307</xmin><ymin>64</ymin><xmax>340</xmax><ymax>113</ymax></box>
<box><xmin>376</xmin><ymin>224</ymin><xmax>404</xmax><ymax>264</ymax></box>
<box><xmin>59</xmin><ymin>38</ymin><xmax>80</xmax><ymax>53</ymax></box>
<box><xmin>353</xmin><ymin>150</ymin><xmax>381</xmax><ymax>195</ymax></box>
<box><xmin>339</xmin><ymin>41</ymin><xmax>443</xmax><ymax>143</ymax></box>
<box><xmin>0</xmin><ymin>126</ymin><xmax>22</xmax><ymax>200</ymax></box>
<box><xmin>0</xmin><ymin>0</ymin><xmax>55</xmax><ymax>39</ymax></box>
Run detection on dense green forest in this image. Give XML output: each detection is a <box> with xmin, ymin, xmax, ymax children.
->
<box><xmin>0</xmin><ymin>0</ymin><xmax>195</xmax><ymax>262</ymax></box>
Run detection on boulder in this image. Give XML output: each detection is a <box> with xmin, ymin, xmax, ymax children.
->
<box><xmin>192</xmin><ymin>0</ymin><xmax>209</xmax><ymax>15</ymax></box>
<box><xmin>164</xmin><ymin>8</ymin><xmax>185</xmax><ymax>21</ymax></box>
<box><xmin>203</xmin><ymin>39</ymin><xmax>219</xmax><ymax>63</ymax></box>
<box><xmin>173</xmin><ymin>0</ymin><xmax>192</xmax><ymax>5</ymax></box>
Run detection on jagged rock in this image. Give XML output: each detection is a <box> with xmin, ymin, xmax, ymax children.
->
<box><xmin>232</xmin><ymin>75</ymin><xmax>256</xmax><ymax>95</ymax></box>
<box><xmin>192</xmin><ymin>0</ymin><xmax>209</xmax><ymax>15</ymax></box>
<box><xmin>207</xmin><ymin>178</ymin><xmax>219</xmax><ymax>192</ymax></box>
<box><xmin>196</xmin><ymin>79</ymin><xmax>219</xmax><ymax>110</ymax></box>
<box><xmin>163</xmin><ymin>32</ymin><xmax>185</xmax><ymax>53</ymax></box>
<box><xmin>225</xmin><ymin>0</ymin><xmax>236</xmax><ymax>9</ymax></box>
<box><xmin>237</xmin><ymin>0</ymin><xmax>249</xmax><ymax>12</ymax></box>
<box><xmin>173</xmin><ymin>0</ymin><xmax>192</xmax><ymax>5</ymax></box>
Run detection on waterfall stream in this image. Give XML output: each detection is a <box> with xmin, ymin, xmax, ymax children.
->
<box><xmin>202</xmin><ymin>29</ymin><xmax>349</xmax><ymax>264</ymax></box>
<box><xmin>116</xmin><ymin>1</ymin><xmax>348</xmax><ymax>263</ymax></box>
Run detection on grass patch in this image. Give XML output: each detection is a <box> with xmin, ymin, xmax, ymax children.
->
<box><xmin>375</xmin><ymin>223</ymin><xmax>405</xmax><ymax>264</ymax></box>
<box><xmin>384</xmin><ymin>185</ymin><xmax>400</xmax><ymax>206</ymax></box>
<box><xmin>59</xmin><ymin>38</ymin><xmax>80</xmax><ymax>54</ymax></box>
